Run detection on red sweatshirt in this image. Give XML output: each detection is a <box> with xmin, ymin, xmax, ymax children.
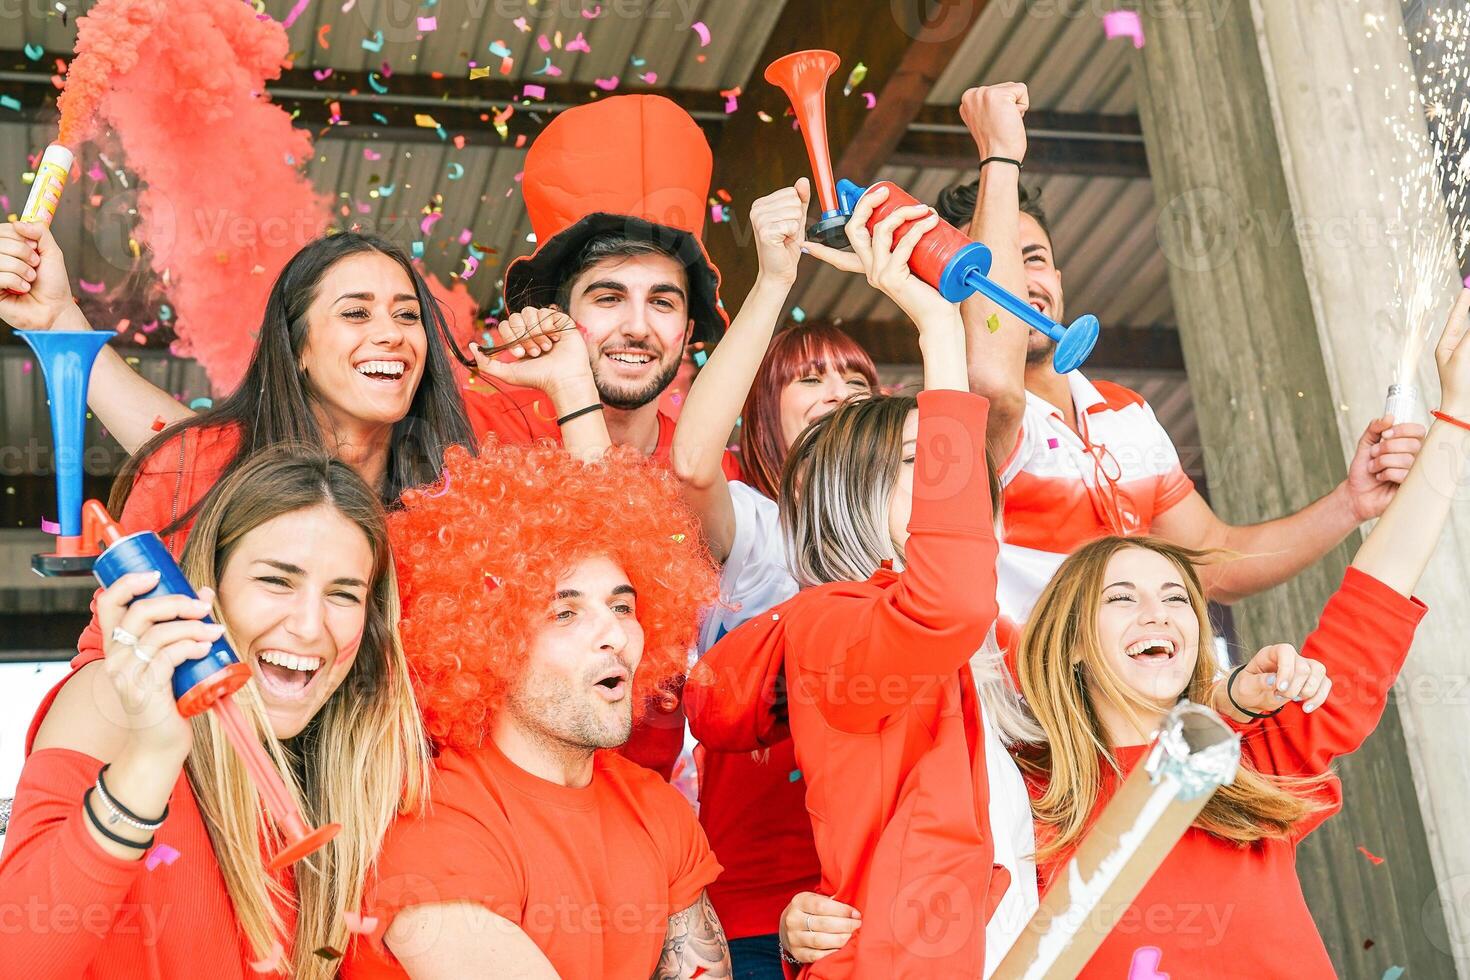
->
<box><xmin>0</xmin><ymin>651</ymin><xmax>294</xmax><ymax>979</ymax></box>
<box><xmin>1028</xmin><ymin>566</ymin><xmax>1426</xmax><ymax>978</ymax></box>
<box><xmin>686</xmin><ymin>390</ymin><xmax>1008</xmax><ymax>979</ymax></box>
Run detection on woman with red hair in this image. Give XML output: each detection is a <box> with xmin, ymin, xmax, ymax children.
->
<box><xmin>670</xmin><ymin>183</ymin><xmax>879</xmax><ymax>977</ymax></box>
<box><xmin>343</xmin><ymin>439</ymin><xmax>730</xmax><ymax>979</ymax></box>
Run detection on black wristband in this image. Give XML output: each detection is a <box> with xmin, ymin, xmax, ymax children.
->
<box><xmin>979</xmin><ymin>156</ymin><xmax>1023</xmax><ymax>171</ymax></box>
<box><xmin>1226</xmin><ymin>664</ymin><xmax>1286</xmax><ymax>721</ymax></box>
<box><xmin>98</xmin><ymin>764</ymin><xmax>169</xmax><ymax>828</ymax></box>
<box><xmin>556</xmin><ymin>403</ymin><xmax>604</xmax><ymax>427</ymax></box>
<box><xmin>84</xmin><ymin>788</ymin><xmax>154</xmax><ymax>850</ymax></box>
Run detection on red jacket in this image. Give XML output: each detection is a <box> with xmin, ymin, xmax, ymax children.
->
<box><xmin>686</xmin><ymin>390</ymin><xmax>1007</xmax><ymax>978</ymax></box>
<box><xmin>1028</xmin><ymin>566</ymin><xmax>1426</xmax><ymax>978</ymax></box>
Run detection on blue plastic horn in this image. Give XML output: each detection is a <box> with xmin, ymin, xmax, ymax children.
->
<box><xmin>18</xmin><ymin>329</ymin><xmax>117</xmax><ymax>575</ymax></box>
<box><xmin>835</xmin><ymin>179</ymin><xmax>1099</xmax><ymax>373</ymax></box>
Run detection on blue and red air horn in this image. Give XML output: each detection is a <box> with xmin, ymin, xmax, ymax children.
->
<box><xmin>765</xmin><ymin>50</ymin><xmax>1100</xmax><ymax>374</ymax></box>
<box><xmin>18</xmin><ymin>144</ymin><xmax>338</xmax><ymax>870</ymax></box>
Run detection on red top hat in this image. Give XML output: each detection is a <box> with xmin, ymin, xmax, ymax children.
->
<box><xmin>503</xmin><ymin>94</ymin><xmax>727</xmax><ymax>345</ymax></box>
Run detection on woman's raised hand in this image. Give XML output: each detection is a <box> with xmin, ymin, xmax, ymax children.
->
<box><xmin>0</xmin><ymin>221</ymin><xmax>76</xmax><ymax>333</ymax></box>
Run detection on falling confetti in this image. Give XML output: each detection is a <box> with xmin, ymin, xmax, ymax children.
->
<box><xmin>280</xmin><ymin>0</ymin><xmax>311</xmax><ymax>29</ymax></box>
<box><xmin>40</xmin><ymin>517</ymin><xmax>60</xmax><ymax>534</ymax></box>
<box><xmin>790</xmin><ymin>306</ymin><xmax>806</xmax><ymax>323</ymax></box>
<box><xmin>1357</xmin><ymin>845</ymin><xmax>1385</xmax><ymax>865</ymax></box>
<box><xmin>843</xmin><ymin>63</ymin><xmax>867</xmax><ymax>96</ymax></box>
<box><xmin>1103</xmin><ymin>10</ymin><xmax>1145</xmax><ymax>48</ymax></box>
<box><xmin>361</xmin><ymin>30</ymin><xmax>383</xmax><ymax>52</ymax></box>
<box><xmin>144</xmin><ymin>843</ymin><xmax>181</xmax><ymax>870</ymax></box>
<box><xmin>691</xmin><ymin>21</ymin><xmax>711</xmax><ymax>47</ymax></box>
<box><xmin>986</xmin><ymin>313</ymin><xmax>1001</xmax><ymax>334</ymax></box>
<box><xmin>313</xmin><ymin>946</ymin><xmax>343</xmax><ymax>961</ymax></box>
<box><xmin>249</xmin><ymin>942</ymin><xmax>286</xmax><ymax>974</ymax></box>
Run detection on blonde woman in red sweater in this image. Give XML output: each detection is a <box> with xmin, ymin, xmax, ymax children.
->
<box><xmin>781</xmin><ymin>287</ymin><xmax>1470</xmax><ymax>975</ymax></box>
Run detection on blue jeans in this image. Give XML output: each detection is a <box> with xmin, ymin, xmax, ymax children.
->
<box><xmin>728</xmin><ymin>933</ymin><xmax>786</xmax><ymax>979</ymax></box>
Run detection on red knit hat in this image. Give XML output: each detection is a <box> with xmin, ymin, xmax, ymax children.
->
<box><xmin>503</xmin><ymin>94</ymin><xmax>727</xmax><ymax>345</ymax></box>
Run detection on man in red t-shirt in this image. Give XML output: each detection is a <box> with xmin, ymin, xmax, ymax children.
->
<box><xmin>464</xmin><ymin>94</ymin><xmax>740</xmax><ymax>481</ymax></box>
<box><xmin>343</xmin><ymin>441</ymin><xmax>728</xmax><ymax>979</ymax></box>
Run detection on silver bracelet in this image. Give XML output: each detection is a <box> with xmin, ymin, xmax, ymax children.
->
<box><xmin>779</xmin><ymin>942</ymin><xmax>801</xmax><ymax>966</ymax></box>
<box><xmin>93</xmin><ymin>771</ymin><xmax>166</xmax><ymax>832</ymax></box>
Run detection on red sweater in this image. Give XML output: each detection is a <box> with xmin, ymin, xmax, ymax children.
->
<box><xmin>687</xmin><ymin>390</ymin><xmax>1008</xmax><ymax>978</ymax></box>
<box><xmin>1028</xmin><ymin>566</ymin><xmax>1426</xmax><ymax>978</ymax></box>
<box><xmin>0</xmin><ymin>651</ymin><xmax>294</xmax><ymax>979</ymax></box>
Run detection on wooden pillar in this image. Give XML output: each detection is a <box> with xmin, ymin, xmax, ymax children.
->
<box><xmin>1131</xmin><ymin>0</ymin><xmax>1466</xmax><ymax>975</ymax></box>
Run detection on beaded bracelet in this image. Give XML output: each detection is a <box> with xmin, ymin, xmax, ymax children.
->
<box><xmin>95</xmin><ymin>764</ymin><xmax>168</xmax><ymax>832</ymax></box>
<box><xmin>84</xmin><ymin>788</ymin><xmax>154</xmax><ymax>850</ymax></box>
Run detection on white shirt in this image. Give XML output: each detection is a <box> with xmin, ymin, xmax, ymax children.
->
<box><xmin>696</xmin><ymin>480</ymin><xmax>800</xmax><ymax>655</ymax></box>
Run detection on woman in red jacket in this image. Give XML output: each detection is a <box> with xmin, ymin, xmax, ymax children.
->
<box><xmin>779</xmin><ymin>287</ymin><xmax>1470</xmax><ymax>976</ymax></box>
<box><xmin>0</xmin><ymin>446</ymin><xmax>431</xmax><ymax>979</ymax></box>
<box><xmin>686</xmin><ymin>188</ymin><xmax>1035</xmax><ymax>978</ymax></box>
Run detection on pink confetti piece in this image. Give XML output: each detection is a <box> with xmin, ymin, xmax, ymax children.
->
<box><xmin>78</xmin><ymin>279</ymin><xmax>105</xmax><ymax>294</ymax></box>
<box><xmin>459</xmin><ymin>228</ymin><xmax>474</xmax><ymax>245</ymax></box>
<box><xmin>363</xmin><ymin>147</ymin><xmax>381</xmax><ymax>161</ymax></box>
<box><xmin>249</xmin><ymin>942</ymin><xmax>286</xmax><ymax>974</ymax></box>
<box><xmin>537</xmin><ymin>34</ymin><xmax>551</xmax><ymax>52</ymax></box>
<box><xmin>581</xmin><ymin>4</ymin><xmax>602</xmax><ymax>17</ymax></box>
<box><xmin>417</xmin><ymin>15</ymin><xmax>437</xmax><ymax>31</ymax></box>
<box><xmin>710</xmin><ymin>204</ymin><xmax>724</xmax><ymax>223</ymax></box>
<box><xmin>534</xmin><ymin>57</ymin><xmax>563</xmax><ymax>77</ymax></box>
<box><xmin>522</xmin><ymin>83</ymin><xmax>546</xmax><ymax>100</ymax></box>
<box><xmin>594</xmin><ymin>76</ymin><xmax>620</xmax><ymax>91</ymax></box>
<box><xmin>312</xmin><ymin>67</ymin><xmax>334</xmax><ymax>81</ymax></box>
<box><xmin>724</xmin><ymin>95</ymin><xmax>738</xmax><ymax>113</ymax></box>
<box><xmin>86</xmin><ymin>163</ymin><xmax>104</xmax><ymax>181</ymax></box>
<box><xmin>565</xmin><ymin>32</ymin><xmax>591</xmax><ymax>53</ymax></box>
<box><xmin>144</xmin><ymin>843</ymin><xmax>181</xmax><ymax>870</ymax></box>
<box><xmin>1103</xmin><ymin>10</ymin><xmax>1145</xmax><ymax>48</ymax></box>
<box><xmin>40</xmin><ymin>517</ymin><xmax>60</xmax><ymax>534</ymax></box>
<box><xmin>1128</xmin><ymin>946</ymin><xmax>1167</xmax><ymax>980</ymax></box>
<box><xmin>460</xmin><ymin>255</ymin><xmax>480</xmax><ymax>280</ymax></box>
<box><xmin>342</xmin><ymin>911</ymin><xmax>379</xmax><ymax>935</ymax></box>
<box><xmin>513</xmin><ymin>15</ymin><xmax>530</xmax><ymax>31</ymax></box>
<box><xmin>691</xmin><ymin>21</ymin><xmax>711</xmax><ymax>46</ymax></box>
<box><xmin>1046</xmin><ymin>437</ymin><xmax>1060</xmax><ymax>449</ymax></box>
<box><xmin>281</xmin><ymin>0</ymin><xmax>312</xmax><ymax>29</ymax></box>
<box><xmin>639</xmin><ymin>71</ymin><xmax>657</xmax><ymax>84</ymax></box>
<box><xmin>863</xmin><ymin>92</ymin><xmax>877</xmax><ymax>109</ymax></box>
<box><xmin>420</xmin><ymin>212</ymin><xmax>443</xmax><ymax>235</ymax></box>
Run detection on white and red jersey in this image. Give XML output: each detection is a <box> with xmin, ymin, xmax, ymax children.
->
<box><xmin>997</xmin><ymin>372</ymin><xmax>1195</xmax><ymax>635</ymax></box>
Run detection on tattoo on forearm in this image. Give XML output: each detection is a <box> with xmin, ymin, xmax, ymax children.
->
<box><xmin>653</xmin><ymin>892</ymin><xmax>731</xmax><ymax>980</ymax></box>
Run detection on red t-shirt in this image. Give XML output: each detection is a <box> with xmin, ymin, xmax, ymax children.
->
<box><xmin>342</xmin><ymin>740</ymin><xmax>722</xmax><ymax>979</ymax></box>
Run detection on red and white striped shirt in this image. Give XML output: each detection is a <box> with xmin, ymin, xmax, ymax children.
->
<box><xmin>998</xmin><ymin>372</ymin><xmax>1194</xmax><ymax>629</ymax></box>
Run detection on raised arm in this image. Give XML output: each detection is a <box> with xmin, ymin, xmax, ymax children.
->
<box><xmin>955</xmin><ymin>84</ymin><xmax>1032</xmax><ymax>453</ymax></box>
<box><xmin>671</xmin><ymin>180</ymin><xmax>807</xmax><ymax>560</ymax></box>
<box><xmin>652</xmin><ymin>891</ymin><xmax>731</xmax><ymax>980</ymax></box>
<box><xmin>0</xmin><ymin>221</ymin><xmax>194</xmax><ymax>453</ymax></box>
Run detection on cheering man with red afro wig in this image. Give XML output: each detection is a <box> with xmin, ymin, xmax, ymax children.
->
<box><xmin>344</xmin><ymin>441</ymin><xmax>729</xmax><ymax>980</ymax></box>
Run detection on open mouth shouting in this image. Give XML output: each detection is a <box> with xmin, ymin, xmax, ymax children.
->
<box><xmin>592</xmin><ymin>664</ymin><xmax>631</xmax><ymax>704</ymax></box>
<box><xmin>1124</xmin><ymin>636</ymin><xmax>1180</xmax><ymax>666</ymax></box>
<box><xmin>254</xmin><ymin>648</ymin><xmax>327</xmax><ymax>699</ymax></box>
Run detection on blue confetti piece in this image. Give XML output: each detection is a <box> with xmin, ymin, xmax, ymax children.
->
<box><xmin>447</xmin><ymin>162</ymin><xmax>465</xmax><ymax>180</ymax></box>
<box><xmin>790</xmin><ymin>306</ymin><xmax>806</xmax><ymax>323</ymax></box>
<box><xmin>788</xmin><ymin>769</ymin><xmax>802</xmax><ymax>782</ymax></box>
<box><xmin>378</xmin><ymin>183</ymin><xmax>396</xmax><ymax>197</ymax></box>
<box><xmin>361</xmin><ymin>30</ymin><xmax>384</xmax><ymax>52</ymax></box>
<box><xmin>372</xmin><ymin>112</ymin><xmax>389</xmax><ymax>125</ymax></box>
<box><xmin>24</xmin><ymin>43</ymin><xmax>44</xmax><ymax>61</ymax></box>
<box><xmin>0</xmin><ymin>95</ymin><xmax>20</xmax><ymax>112</ymax></box>
<box><xmin>1383</xmin><ymin>969</ymin><xmax>1405</xmax><ymax>980</ymax></box>
<box><xmin>630</xmin><ymin>56</ymin><xmax>646</xmax><ymax>67</ymax></box>
<box><xmin>368</xmin><ymin>72</ymin><xmax>389</xmax><ymax>94</ymax></box>
<box><xmin>188</xmin><ymin>397</ymin><xmax>213</xmax><ymax>411</ymax></box>
<box><xmin>489</xmin><ymin>40</ymin><xmax>513</xmax><ymax>58</ymax></box>
<box><xmin>693</xmin><ymin>350</ymin><xmax>709</xmax><ymax>368</ymax></box>
<box><xmin>412</xmin><ymin>241</ymin><xmax>425</xmax><ymax>259</ymax></box>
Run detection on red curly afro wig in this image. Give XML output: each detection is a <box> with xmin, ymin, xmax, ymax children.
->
<box><xmin>390</xmin><ymin>441</ymin><xmax>719</xmax><ymax>751</ymax></box>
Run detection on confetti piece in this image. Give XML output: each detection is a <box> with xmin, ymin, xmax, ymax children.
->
<box><xmin>78</xmin><ymin>279</ymin><xmax>105</xmax><ymax>294</ymax></box>
<box><xmin>460</xmin><ymin>255</ymin><xmax>480</xmax><ymax>279</ymax></box>
<box><xmin>313</xmin><ymin>946</ymin><xmax>343</xmax><ymax>961</ymax></box>
<box><xmin>1127</xmin><ymin>946</ymin><xmax>1166</xmax><ymax>980</ymax></box>
<box><xmin>537</xmin><ymin>34</ymin><xmax>551</xmax><ymax>52</ymax></box>
<box><xmin>411</xmin><ymin>241</ymin><xmax>424</xmax><ymax>258</ymax></box>
<box><xmin>151</xmin><ymin>415</ymin><xmax>167</xmax><ymax>432</ymax></box>
<box><xmin>1103</xmin><ymin>10</ymin><xmax>1145</xmax><ymax>48</ymax></box>
<box><xmin>534</xmin><ymin>57</ymin><xmax>563</xmax><ymax>77</ymax></box>
<box><xmin>418</xmin><ymin>15</ymin><xmax>437</xmax><ymax>31</ymax></box>
<box><xmin>24</xmin><ymin>43</ymin><xmax>44</xmax><ymax>61</ymax></box>
<box><xmin>361</xmin><ymin>30</ymin><xmax>384</xmax><ymax>52</ymax></box>
<box><xmin>249</xmin><ymin>942</ymin><xmax>286</xmax><ymax>974</ymax></box>
<box><xmin>639</xmin><ymin>72</ymin><xmax>657</xmax><ymax>84</ymax></box>
<box><xmin>581</xmin><ymin>4</ymin><xmax>601</xmax><ymax>17</ymax></box>
<box><xmin>144</xmin><ymin>843</ymin><xmax>181</xmax><ymax>870</ymax></box>
<box><xmin>522</xmin><ymin>83</ymin><xmax>546</xmax><ymax>100</ymax></box>
<box><xmin>863</xmin><ymin>92</ymin><xmax>877</xmax><ymax>109</ymax></box>
<box><xmin>281</xmin><ymin>0</ymin><xmax>311</xmax><ymax>29</ymax></box>
<box><xmin>671</xmin><ymin>533</ymin><xmax>687</xmax><ymax>543</ymax></box>
<box><xmin>363</xmin><ymin>147</ymin><xmax>381</xmax><ymax>161</ymax></box>
<box><xmin>693</xmin><ymin>350</ymin><xmax>709</xmax><ymax>367</ymax></box>
<box><xmin>342</xmin><ymin>911</ymin><xmax>379</xmax><ymax>934</ymax></box>
<box><xmin>757</xmin><ymin>110</ymin><xmax>773</xmax><ymax>123</ymax></box>
<box><xmin>484</xmin><ymin>573</ymin><xmax>503</xmax><ymax>592</ymax></box>
<box><xmin>368</xmin><ymin>71</ymin><xmax>389</xmax><ymax>94</ymax></box>
<box><xmin>0</xmin><ymin>96</ymin><xmax>20</xmax><ymax>112</ymax></box>
<box><xmin>489</xmin><ymin>41</ymin><xmax>513</xmax><ymax>58</ymax></box>
<box><xmin>1046</xmin><ymin>437</ymin><xmax>1060</xmax><ymax>449</ymax></box>
<box><xmin>986</xmin><ymin>313</ymin><xmax>1001</xmax><ymax>334</ymax></box>
<box><xmin>1357</xmin><ymin>845</ymin><xmax>1385</xmax><ymax>865</ymax></box>
<box><xmin>317</xmin><ymin>24</ymin><xmax>331</xmax><ymax>48</ymax></box>
<box><xmin>790</xmin><ymin>306</ymin><xmax>806</xmax><ymax>324</ymax></box>
<box><xmin>594</xmin><ymin>76</ymin><xmax>620</xmax><ymax>91</ymax></box>
<box><xmin>413</xmin><ymin>113</ymin><xmax>440</xmax><ymax>128</ymax></box>
<box><xmin>420</xmin><ymin>212</ymin><xmax>443</xmax><ymax>235</ymax></box>
<box><xmin>313</xmin><ymin>67</ymin><xmax>334</xmax><ymax>81</ymax></box>
<box><xmin>691</xmin><ymin>21</ymin><xmax>711</xmax><ymax>46</ymax></box>
<box><xmin>40</xmin><ymin>517</ymin><xmax>60</xmax><ymax>534</ymax></box>
<box><xmin>631</xmin><ymin>56</ymin><xmax>646</xmax><ymax>67</ymax></box>
<box><xmin>565</xmin><ymin>32</ymin><xmax>591</xmax><ymax>53</ymax></box>
<box><xmin>1383</xmin><ymin>968</ymin><xmax>1405</xmax><ymax>980</ymax></box>
<box><xmin>447</xmin><ymin>162</ymin><xmax>464</xmax><ymax>180</ymax></box>
<box><xmin>459</xmin><ymin>228</ymin><xmax>474</xmax><ymax>245</ymax></box>
<box><xmin>710</xmin><ymin>204</ymin><xmax>725</xmax><ymax>223</ymax></box>
<box><xmin>513</xmin><ymin>16</ymin><xmax>530</xmax><ymax>31</ymax></box>
<box><xmin>692</xmin><ymin>969</ymin><xmax>708</xmax><ymax>980</ymax></box>
<box><xmin>188</xmin><ymin>397</ymin><xmax>213</xmax><ymax>411</ymax></box>
<box><xmin>470</xmin><ymin>65</ymin><xmax>490</xmax><ymax>79</ymax></box>
<box><xmin>843</xmin><ymin>62</ymin><xmax>867</xmax><ymax>96</ymax></box>
<box><xmin>788</xmin><ymin>769</ymin><xmax>802</xmax><ymax>782</ymax></box>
